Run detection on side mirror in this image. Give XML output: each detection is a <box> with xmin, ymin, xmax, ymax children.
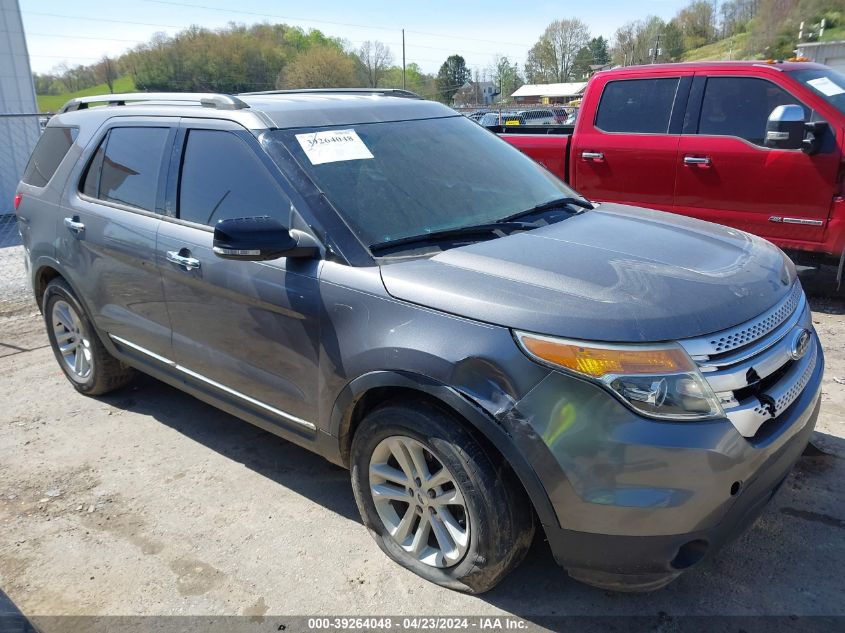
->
<box><xmin>212</xmin><ymin>216</ymin><xmax>319</xmax><ymax>261</ymax></box>
<box><xmin>765</xmin><ymin>105</ymin><xmax>805</xmax><ymax>150</ymax></box>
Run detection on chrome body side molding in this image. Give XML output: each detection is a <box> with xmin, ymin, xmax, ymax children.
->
<box><xmin>109</xmin><ymin>334</ymin><xmax>316</xmax><ymax>431</ymax></box>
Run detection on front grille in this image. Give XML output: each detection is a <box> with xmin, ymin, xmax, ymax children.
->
<box><xmin>705</xmin><ymin>283</ymin><xmax>802</xmax><ymax>354</ymax></box>
<box><xmin>680</xmin><ymin>283</ymin><xmax>818</xmax><ymax>438</ymax></box>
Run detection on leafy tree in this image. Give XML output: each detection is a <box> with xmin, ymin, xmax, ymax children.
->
<box><xmin>526</xmin><ymin>18</ymin><xmax>591</xmax><ymax>83</ymax></box>
<box><xmin>611</xmin><ymin>16</ymin><xmax>669</xmax><ymax>65</ymax></box>
<box><xmin>94</xmin><ymin>56</ymin><xmax>119</xmax><ymax>93</ymax></box>
<box><xmin>490</xmin><ymin>55</ymin><xmax>521</xmax><ymax>98</ymax></box>
<box><xmin>357</xmin><ymin>41</ymin><xmax>393</xmax><ymax>87</ymax></box>
<box><xmin>589</xmin><ymin>36</ymin><xmax>611</xmax><ymax>66</ymax></box>
<box><xmin>675</xmin><ymin>0</ymin><xmax>716</xmax><ymax>49</ymax></box>
<box><xmin>277</xmin><ymin>45</ymin><xmax>359</xmax><ymax>89</ymax></box>
<box><xmin>663</xmin><ymin>21</ymin><xmax>686</xmax><ymax>61</ymax></box>
<box><xmin>381</xmin><ymin>63</ymin><xmax>439</xmax><ymax>99</ymax></box>
<box><xmin>436</xmin><ymin>55</ymin><xmax>470</xmax><ymax>104</ymax></box>
<box><xmin>571</xmin><ymin>47</ymin><xmax>594</xmax><ymax>79</ymax></box>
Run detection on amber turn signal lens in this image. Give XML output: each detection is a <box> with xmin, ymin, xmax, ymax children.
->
<box><xmin>517</xmin><ymin>335</ymin><xmax>695</xmax><ymax>379</ymax></box>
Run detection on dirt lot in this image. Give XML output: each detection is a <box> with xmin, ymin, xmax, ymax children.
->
<box><xmin>1</xmin><ymin>246</ymin><xmax>844</xmax><ymax>628</ymax></box>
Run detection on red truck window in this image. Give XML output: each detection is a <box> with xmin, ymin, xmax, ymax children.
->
<box><xmin>595</xmin><ymin>78</ymin><xmax>680</xmax><ymax>134</ymax></box>
<box><xmin>698</xmin><ymin>77</ymin><xmax>810</xmax><ymax>146</ymax></box>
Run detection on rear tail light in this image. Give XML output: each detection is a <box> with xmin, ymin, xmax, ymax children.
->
<box><xmin>13</xmin><ymin>193</ymin><xmax>22</xmax><ymax>211</ymax></box>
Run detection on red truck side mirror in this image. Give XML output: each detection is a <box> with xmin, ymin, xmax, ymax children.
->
<box><xmin>765</xmin><ymin>105</ymin><xmax>827</xmax><ymax>155</ymax></box>
<box><xmin>765</xmin><ymin>105</ymin><xmax>805</xmax><ymax>151</ymax></box>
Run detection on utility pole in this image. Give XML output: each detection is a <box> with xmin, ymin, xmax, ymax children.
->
<box><xmin>402</xmin><ymin>29</ymin><xmax>406</xmax><ymax>91</ymax></box>
<box><xmin>650</xmin><ymin>34</ymin><xmax>662</xmax><ymax>64</ymax></box>
<box><xmin>713</xmin><ymin>0</ymin><xmax>719</xmax><ymax>38</ymax></box>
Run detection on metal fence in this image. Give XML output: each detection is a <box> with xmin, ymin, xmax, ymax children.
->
<box><xmin>0</xmin><ymin>113</ymin><xmax>43</xmax><ymax>318</ymax></box>
<box><xmin>453</xmin><ymin>103</ymin><xmax>579</xmax><ymax>127</ymax></box>
<box><xmin>0</xmin><ymin>214</ymin><xmax>33</xmax><ymax>318</ymax></box>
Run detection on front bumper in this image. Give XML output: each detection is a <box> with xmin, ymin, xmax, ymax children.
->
<box><xmin>505</xmin><ymin>341</ymin><xmax>824</xmax><ymax>590</ymax></box>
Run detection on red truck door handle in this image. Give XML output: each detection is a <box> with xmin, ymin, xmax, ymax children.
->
<box><xmin>683</xmin><ymin>155</ymin><xmax>712</xmax><ymax>166</ymax></box>
<box><xmin>581</xmin><ymin>151</ymin><xmax>604</xmax><ymax>161</ymax></box>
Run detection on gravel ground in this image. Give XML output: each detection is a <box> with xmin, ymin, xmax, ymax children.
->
<box><xmin>0</xmin><ymin>239</ymin><xmax>34</xmax><ymax>319</ymax></box>
<box><xmin>0</xmin><ymin>251</ymin><xmax>843</xmax><ymax>628</ymax></box>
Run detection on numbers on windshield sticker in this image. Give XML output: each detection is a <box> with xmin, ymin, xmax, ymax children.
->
<box><xmin>294</xmin><ymin>129</ymin><xmax>374</xmax><ymax>165</ymax></box>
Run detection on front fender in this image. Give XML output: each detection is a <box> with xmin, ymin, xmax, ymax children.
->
<box><xmin>328</xmin><ymin>369</ymin><xmax>560</xmax><ymax>528</ymax></box>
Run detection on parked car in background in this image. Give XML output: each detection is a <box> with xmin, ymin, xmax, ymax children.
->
<box><xmin>496</xmin><ymin>61</ymin><xmax>845</xmax><ymax>284</ymax></box>
<box><xmin>464</xmin><ymin>109</ymin><xmax>489</xmax><ymax>122</ymax></box>
<box><xmin>479</xmin><ymin>109</ymin><xmax>556</xmax><ymax>127</ymax></box>
<box><xmin>550</xmin><ymin>106</ymin><xmax>575</xmax><ymax>124</ymax></box>
<box><xmin>15</xmin><ymin>88</ymin><xmax>823</xmax><ymax>595</ymax></box>
<box><xmin>517</xmin><ymin>108</ymin><xmax>556</xmax><ymax>125</ymax></box>
<box><xmin>479</xmin><ymin>111</ymin><xmax>525</xmax><ymax>127</ymax></box>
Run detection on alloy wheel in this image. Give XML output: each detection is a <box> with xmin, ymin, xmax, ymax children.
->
<box><xmin>369</xmin><ymin>436</ymin><xmax>470</xmax><ymax>568</ymax></box>
<box><xmin>51</xmin><ymin>299</ymin><xmax>93</xmax><ymax>382</ymax></box>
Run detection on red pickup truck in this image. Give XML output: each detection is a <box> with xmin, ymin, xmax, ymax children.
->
<box><xmin>496</xmin><ymin>61</ymin><xmax>845</xmax><ymax>282</ymax></box>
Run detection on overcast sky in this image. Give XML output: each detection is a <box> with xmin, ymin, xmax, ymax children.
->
<box><xmin>21</xmin><ymin>0</ymin><xmax>691</xmax><ymax>76</ymax></box>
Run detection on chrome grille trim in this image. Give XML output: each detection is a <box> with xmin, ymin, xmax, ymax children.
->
<box><xmin>693</xmin><ymin>294</ymin><xmax>808</xmax><ymax>371</ymax></box>
<box><xmin>682</xmin><ymin>283</ymin><xmax>802</xmax><ymax>358</ymax></box>
<box><xmin>720</xmin><ymin>342</ymin><xmax>818</xmax><ymax>438</ymax></box>
<box><xmin>692</xmin><ymin>305</ymin><xmax>812</xmax><ymax>393</ymax></box>
<box><xmin>681</xmin><ymin>282</ymin><xmax>817</xmax><ymax>438</ymax></box>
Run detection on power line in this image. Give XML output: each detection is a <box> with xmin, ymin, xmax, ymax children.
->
<box><xmin>23</xmin><ymin>10</ymin><xmax>184</xmax><ymax>29</ymax></box>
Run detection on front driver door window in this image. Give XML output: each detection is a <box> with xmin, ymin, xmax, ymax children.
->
<box><xmin>158</xmin><ymin>124</ymin><xmax>322</xmax><ymax>434</ymax></box>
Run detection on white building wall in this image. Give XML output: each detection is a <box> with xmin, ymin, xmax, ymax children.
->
<box><xmin>0</xmin><ymin>0</ymin><xmax>40</xmax><ymax>214</ymax></box>
<box><xmin>797</xmin><ymin>41</ymin><xmax>845</xmax><ymax>74</ymax></box>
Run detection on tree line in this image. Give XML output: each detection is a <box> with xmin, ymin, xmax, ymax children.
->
<box><xmin>31</xmin><ymin>0</ymin><xmax>845</xmax><ymax>108</ymax></box>
<box><xmin>32</xmin><ymin>22</ymin><xmax>442</xmax><ymax>103</ymax></box>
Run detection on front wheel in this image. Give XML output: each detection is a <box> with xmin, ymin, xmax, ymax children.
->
<box><xmin>350</xmin><ymin>401</ymin><xmax>534</xmax><ymax>593</ymax></box>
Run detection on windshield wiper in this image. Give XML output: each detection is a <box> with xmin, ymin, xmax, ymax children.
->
<box><xmin>369</xmin><ymin>221</ymin><xmax>535</xmax><ymax>255</ymax></box>
<box><xmin>498</xmin><ymin>196</ymin><xmax>593</xmax><ymax>224</ymax></box>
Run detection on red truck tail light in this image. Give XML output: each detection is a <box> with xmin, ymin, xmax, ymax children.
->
<box><xmin>13</xmin><ymin>193</ymin><xmax>22</xmax><ymax>211</ymax></box>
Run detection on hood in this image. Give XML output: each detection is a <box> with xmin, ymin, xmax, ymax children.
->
<box><xmin>379</xmin><ymin>203</ymin><xmax>796</xmax><ymax>342</ymax></box>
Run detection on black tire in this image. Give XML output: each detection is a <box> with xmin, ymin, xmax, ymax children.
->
<box><xmin>43</xmin><ymin>278</ymin><xmax>135</xmax><ymax>396</ymax></box>
<box><xmin>350</xmin><ymin>400</ymin><xmax>535</xmax><ymax>593</ymax></box>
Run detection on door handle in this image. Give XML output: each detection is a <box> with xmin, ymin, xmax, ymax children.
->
<box><xmin>683</xmin><ymin>155</ymin><xmax>712</xmax><ymax>166</ymax></box>
<box><xmin>581</xmin><ymin>151</ymin><xmax>604</xmax><ymax>161</ymax></box>
<box><xmin>166</xmin><ymin>250</ymin><xmax>201</xmax><ymax>271</ymax></box>
<box><xmin>63</xmin><ymin>216</ymin><xmax>85</xmax><ymax>234</ymax></box>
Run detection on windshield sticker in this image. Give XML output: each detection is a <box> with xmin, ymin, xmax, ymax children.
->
<box><xmin>807</xmin><ymin>76</ymin><xmax>845</xmax><ymax>97</ymax></box>
<box><xmin>295</xmin><ymin>129</ymin><xmax>374</xmax><ymax>165</ymax></box>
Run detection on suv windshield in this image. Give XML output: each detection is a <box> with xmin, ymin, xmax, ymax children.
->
<box><xmin>268</xmin><ymin>116</ymin><xmax>577</xmax><ymax>249</ymax></box>
<box><xmin>788</xmin><ymin>67</ymin><xmax>845</xmax><ymax>115</ymax></box>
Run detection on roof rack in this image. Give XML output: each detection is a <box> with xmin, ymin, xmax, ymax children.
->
<box><xmin>239</xmin><ymin>88</ymin><xmax>422</xmax><ymax>99</ymax></box>
<box><xmin>57</xmin><ymin>92</ymin><xmax>249</xmax><ymax>114</ymax></box>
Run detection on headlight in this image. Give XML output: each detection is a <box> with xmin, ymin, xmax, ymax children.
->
<box><xmin>514</xmin><ymin>331</ymin><xmax>724</xmax><ymax>420</ymax></box>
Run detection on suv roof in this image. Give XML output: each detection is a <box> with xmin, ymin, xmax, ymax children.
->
<box><xmin>50</xmin><ymin>89</ymin><xmax>457</xmax><ymax>131</ymax></box>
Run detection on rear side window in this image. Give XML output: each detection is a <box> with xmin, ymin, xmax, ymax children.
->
<box><xmin>21</xmin><ymin>127</ymin><xmax>78</xmax><ymax>187</ymax></box>
<box><xmin>81</xmin><ymin>127</ymin><xmax>170</xmax><ymax>212</ymax></box>
<box><xmin>178</xmin><ymin>129</ymin><xmax>289</xmax><ymax>226</ymax></box>
<box><xmin>595</xmin><ymin>78</ymin><xmax>680</xmax><ymax>134</ymax></box>
<box><xmin>698</xmin><ymin>77</ymin><xmax>809</xmax><ymax>146</ymax></box>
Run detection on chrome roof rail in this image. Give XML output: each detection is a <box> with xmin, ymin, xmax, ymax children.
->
<box><xmin>57</xmin><ymin>92</ymin><xmax>250</xmax><ymax>113</ymax></box>
<box><xmin>239</xmin><ymin>88</ymin><xmax>422</xmax><ymax>99</ymax></box>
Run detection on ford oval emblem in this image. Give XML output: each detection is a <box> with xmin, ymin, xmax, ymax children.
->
<box><xmin>789</xmin><ymin>328</ymin><xmax>811</xmax><ymax>361</ymax></box>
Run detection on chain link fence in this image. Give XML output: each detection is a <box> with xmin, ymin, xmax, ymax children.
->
<box><xmin>454</xmin><ymin>103</ymin><xmax>579</xmax><ymax>127</ymax></box>
<box><xmin>1</xmin><ymin>113</ymin><xmax>44</xmax><ymax>318</ymax></box>
<box><xmin>0</xmin><ymin>215</ymin><xmax>33</xmax><ymax>319</ymax></box>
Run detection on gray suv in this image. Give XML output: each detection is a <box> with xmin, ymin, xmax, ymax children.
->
<box><xmin>15</xmin><ymin>89</ymin><xmax>823</xmax><ymax>593</ymax></box>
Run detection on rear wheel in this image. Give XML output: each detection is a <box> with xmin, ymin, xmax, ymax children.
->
<box><xmin>350</xmin><ymin>401</ymin><xmax>534</xmax><ymax>593</ymax></box>
<box><xmin>43</xmin><ymin>278</ymin><xmax>135</xmax><ymax>395</ymax></box>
